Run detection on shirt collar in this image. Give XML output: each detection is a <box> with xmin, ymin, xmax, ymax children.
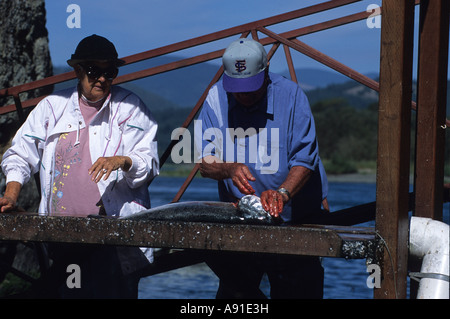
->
<box><xmin>227</xmin><ymin>74</ymin><xmax>274</xmax><ymax>115</ymax></box>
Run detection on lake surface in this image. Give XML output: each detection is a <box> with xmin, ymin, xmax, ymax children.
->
<box><xmin>138</xmin><ymin>176</ymin><xmax>450</xmax><ymax>299</ymax></box>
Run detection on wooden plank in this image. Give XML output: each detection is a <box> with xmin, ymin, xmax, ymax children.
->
<box><xmin>0</xmin><ymin>213</ymin><xmax>376</xmax><ymax>259</ymax></box>
<box><xmin>375</xmin><ymin>0</ymin><xmax>415</xmax><ymax>299</ymax></box>
<box><xmin>414</xmin><ymin>0</ymin><xmax>449</xmax><ymax>220</ymax></box>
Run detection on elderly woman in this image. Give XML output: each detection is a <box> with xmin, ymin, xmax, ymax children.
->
<box><xmin>0</xmin><ymin>35</ymin><xmax>159</xmax><ymax>298</ymax></box>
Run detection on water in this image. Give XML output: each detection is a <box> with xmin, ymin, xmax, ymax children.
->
<box><xmin>139</xmin><ymin>176</ymin><xmax>450</xmax><ymax>299</ymax></box>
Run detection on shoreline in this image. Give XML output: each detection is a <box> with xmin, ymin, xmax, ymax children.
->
<box><xmin>158</xmin><ymin>164</ymin><xmax>450</xmax><ymax>184</ymax></box>
<box><xmin>326</xmin><ymin>173</ymin><xmax>376</xmax><ymax>183</ymax></box>
<box><xmin>328</xmin><ymin>173</ymin><xmax>450</xmax><ymax>184</ymax></box>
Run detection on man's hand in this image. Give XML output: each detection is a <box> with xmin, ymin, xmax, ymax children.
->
<box><xmin>199</xmin><ymin>156</ymin><xmax>256</xmax><ymax>195</ymax></box>
<box><xmin>260</xmin><ymin>166</ymin><xmax>313</xmax><ymax>218</ymax></box>
<box><xmin>226</xmin><ymin>163</ymin><xmax>256</xmax><ymax>195</ymax></box>
<box><xmin>260</xmin><ymin>189</ymin><xmax>287</xmax><ymax>218</ymax></box>
<box><xmin>89</xmin><ymin>156</ymin><xmax>132</xmax><ymax>183</ymax></box>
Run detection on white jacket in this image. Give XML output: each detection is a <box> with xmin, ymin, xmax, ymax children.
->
<box><xmin>2</xmin><ymin>86</ymin><xmax>159</xmax><ymax>218</ymax></box>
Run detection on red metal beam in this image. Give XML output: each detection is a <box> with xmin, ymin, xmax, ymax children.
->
<box><xmin>0</xmin><ymin>71</ymin><xmax>75</xmax><ymax>99</ymax></box>
<box><xmin>283</xmin><ymin>45</ymin><xmax>298</xmax><ymax>83</ymax></box>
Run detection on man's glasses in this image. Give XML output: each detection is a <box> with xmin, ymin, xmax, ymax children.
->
<box><xmin>79</xmin><ymin>64</ymin><xmax>118</xmax><ymax>81</ymax></box>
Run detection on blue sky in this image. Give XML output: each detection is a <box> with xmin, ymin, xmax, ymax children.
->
<box><xmin>44</xmin><ymin>0</ymin><xmax>438</xmax><ymax>78</ymax></box>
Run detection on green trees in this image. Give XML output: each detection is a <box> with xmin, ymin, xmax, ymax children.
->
<box><xmin>312</xmin><ymin>98</ymin><xmax>378</xmax><ymax>174</ymax></box>
<box><xmin>312</xmin><ymin>97</ymin><xmax>450</xmax><ymax>177</ymax></box>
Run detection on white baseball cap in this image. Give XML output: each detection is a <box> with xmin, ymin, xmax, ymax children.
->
<box><xmin>222</xmin><ymin>38</ymin><xmax>268</xmax><ymax>93</ymax></box>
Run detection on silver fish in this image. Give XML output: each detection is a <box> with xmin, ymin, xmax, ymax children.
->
<box><xmin>123</xmin><ymin>196</ymin><xmax>277</xmax><ymax>225</ymax></box>
<box><xmin>237</xmin><ymin>195</ymin><xmax>273</xmax><ymax>223</ymax></box>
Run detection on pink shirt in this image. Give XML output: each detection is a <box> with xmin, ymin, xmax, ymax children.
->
<box><xmin>51</xmin><ymin>96</ymin><xmax>104</xmax><ymax>216</ymax></box>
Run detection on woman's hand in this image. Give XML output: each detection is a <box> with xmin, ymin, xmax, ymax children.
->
<box><xmin>0</xmin><ymin>181</ymin><xmax>22</xmax><ymax>213</ymax></box>
<box><xmin>89</xmin><ymin>156</ymin><xmax>132</xmax><ymax>183</ymax></box>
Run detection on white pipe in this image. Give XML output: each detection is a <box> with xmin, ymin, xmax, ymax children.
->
<box><xmin>409</xmin><ymin>216</ymin><xmax>449</xmax><ymax>299</ymax></box>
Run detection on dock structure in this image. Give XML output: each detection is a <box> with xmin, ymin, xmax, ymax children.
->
<box><xmin>0</xmin><ymin>213</ymin><xmax>377</xmax><ymax>260</ymax></box>
<box><xmin>0</xmin><ymin>0</ymin><xmax>449</xmax><ymax>299</ymax></box>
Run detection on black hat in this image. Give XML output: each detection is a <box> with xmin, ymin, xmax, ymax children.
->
<box><xmin>67</xmin><ymin>34</ymin><xmax>125</xmax><ymax>67</ymax></box>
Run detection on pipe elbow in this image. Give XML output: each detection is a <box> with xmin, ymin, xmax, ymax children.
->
<box><xmin>410</xmin><ymin>217</ymin><xmax>449</xmax><ymax>259</ymax></box>
<box><xmin>409</xmin><ymin>216</ymin><xmax>449</xmax><ymax>299</ymax></box>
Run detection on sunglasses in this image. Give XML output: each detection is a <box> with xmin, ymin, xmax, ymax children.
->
<box><xmin>79</xmin><ymin>64</ymin><xmax>118</xmax><ymax>81</ymax></box>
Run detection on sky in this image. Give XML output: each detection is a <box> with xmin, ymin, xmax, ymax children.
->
<box><xmin>43</xmin><ymin>0</ymin><xmax>446</xmax><ymax>78</ymax></box>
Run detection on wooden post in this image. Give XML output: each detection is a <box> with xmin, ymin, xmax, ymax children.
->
<box><xmin>414</xmin><ymin>0</ymin><xmax>449</xmax><ymax>221</ymax></box>
<box><xmin>375</xmin><ymin>0</ymin><xmax>415</xmax><ymax>299</ymax></box>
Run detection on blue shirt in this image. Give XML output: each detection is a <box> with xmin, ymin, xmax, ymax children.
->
<box><xmin>196</xmin><ymin>72</ymin><xmax>327</xmax><ymax>223</ymax></box>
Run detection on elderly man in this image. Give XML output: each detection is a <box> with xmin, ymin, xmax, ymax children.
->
<box><xmin>196</xmin><ymin>38</ymin><xmax>327</xmax><ymax>298</ymax></box>
<box><xmin>0</xmin><ymin>34</ymin><xmax>159</xmax><ymax>298</ymax></box>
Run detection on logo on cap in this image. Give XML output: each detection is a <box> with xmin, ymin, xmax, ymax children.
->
<box><xmin>234</xmin><ymin>60</ymin><xmax>247</xmax><ymax>73</ymax></box>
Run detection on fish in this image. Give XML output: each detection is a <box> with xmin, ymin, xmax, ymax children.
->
<box><xmin>237</xmin><ymin>195</ymin><xmax>274</xmax><ymax>222</ymax></box>
<box><xmin>123</xmin><ymin>195</ymin><xmax>278</xmax><ymax>225</ymax></box>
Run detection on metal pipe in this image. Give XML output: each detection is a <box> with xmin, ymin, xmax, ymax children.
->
<box><xmin>409</xmin><ymin>216</ymin><xmax>449</xmax><ymax>299</ymax></box>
